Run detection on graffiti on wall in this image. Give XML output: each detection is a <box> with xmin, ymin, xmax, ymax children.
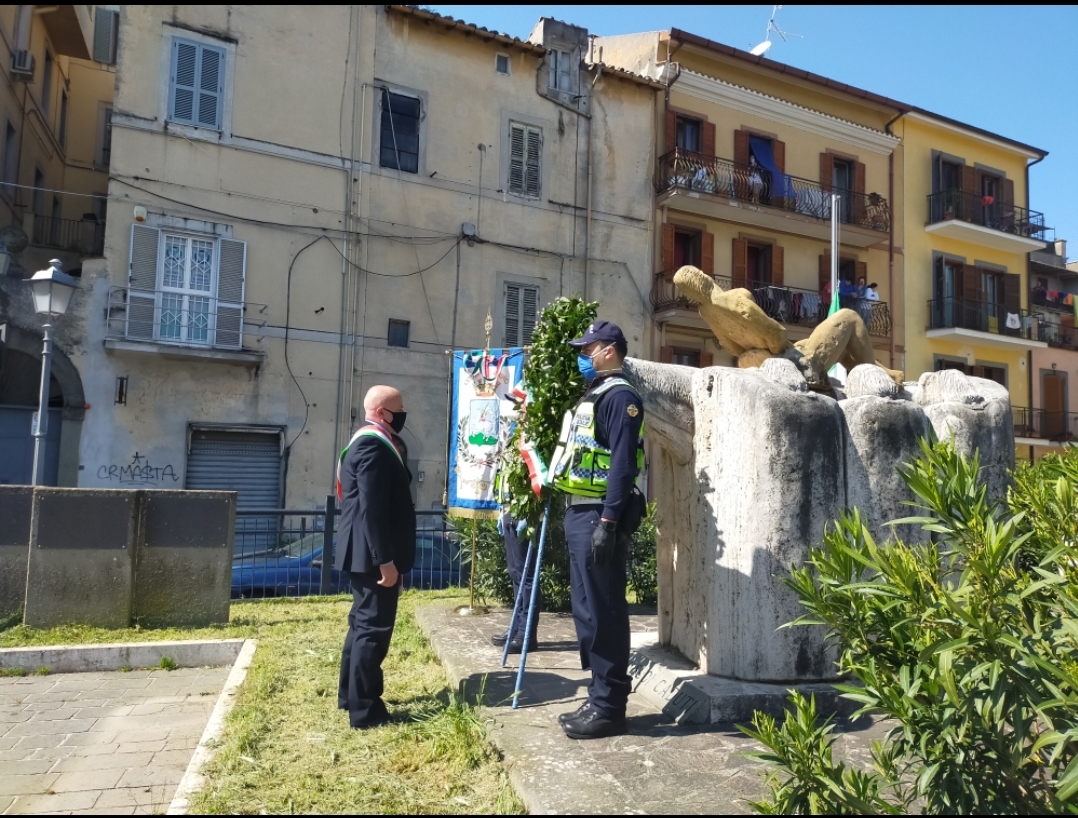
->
<box><xmin>96</xmin><ymin>452</ymin><xmax>180</xmax><ymax>486</ymax></box>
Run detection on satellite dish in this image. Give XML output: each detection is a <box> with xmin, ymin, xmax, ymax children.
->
<box><xmin>748</xmin><ymin>5</ymin><xmax>802</xmax><ymax>57</ymax></box>
<box><xmin>0</xmin><ymin>225</ymin><xmax>28</xmax><ymax>253</ymax></box>
<box><xmin>750</xmin><ymin>40</ymin><xmax>772</xmax><ymax>56</ymax></box>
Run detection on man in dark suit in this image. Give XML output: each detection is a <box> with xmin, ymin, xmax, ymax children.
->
<box><xmin>336</xmin><ymin>384</ymin><xmax>416</xmax><ymax>729</ymax></box>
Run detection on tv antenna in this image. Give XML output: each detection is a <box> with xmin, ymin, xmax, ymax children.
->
<box><xmin>749</xmin><ymin>5</ymin><xmax>802</xmax><ymax>57</ymax></box>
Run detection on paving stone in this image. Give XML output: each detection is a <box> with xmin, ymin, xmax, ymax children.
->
<box><xmin>59</xmin><ymin>731</ymin><xmax>120</xmax><ymax>747</ymax></box>
<box><xmin>9</xmin><ymin>733</ymin><xmax>66</xmax><ymax>749</ymax></box>
<box><xmin>85</xmin><ymin>715</ymin><xmax>165</xmax><ymax>734</ymax></box>
<box><xmin>4</xmin><ymin>789</ymin><xmax>102</xmax><ymax>813</ymax></box>
<box><xmin>0</xmin><ymin>708</ymin><xmax>32</xmax><ymax>722</ymax></box>
<box><xmin>7</xmin><ymin>717</ymin><xmax>98</xmax><ymax>736</ymax></box>
<box><xmin>150</xmin><ymin>748</ymin><xmax>196</xmax><ymax>767</ymax></box>
<box><xmin>116</xmin><ymin>765</ymin><xmax>187</xmax><ymax>789</ymax></box>
<box><xmin>113</xmin><ymin>740</ymin><xmax>167</xmax><ymax>755</ymax></box>
<box><xmin>3</xmin><ymin>759</ymin><xmax>58</xmax><ymax>775</ymax></box>
<box><xmin>50</xmin><ymin>768</ymin><xmax>126</xmax><ymax>793</ymax></box>
<box><xmin>0</xmin><ymin>796</ymin><xmax>13</xmax><ymax>812</ymax></box>
<box><xmin>50</xmin><ymin>752</ymin><xmax>150</xmax><ymax>773</ymax></box>
<box><xmin>28</xmin><ymin>706</ymin><xmax>84</xmax><ymax>722</ymax></box>
<box><xmin>69</xmin><ymin>705</ymin><xmax>135</xmax><ymax>720</ymax></box>
<box><xmin>16</xmin><ymin>699</ymin><xmax>67</xmax><ymax>711</ymax></box>
<box><xmin>93</xmin><ymin>786</ymin><xmax>165</xmax><ymax>810</ymax></box>
<box><xmin>0</xmin><ymin>772</ymin><xmax>60</xmax><ymax>796</ymax></box>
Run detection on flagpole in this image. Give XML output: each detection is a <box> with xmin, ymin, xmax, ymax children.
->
<box><xmin>830</xmin><ymin>193</ymin><xmax>839</xmax><ymax>310</ymax></box>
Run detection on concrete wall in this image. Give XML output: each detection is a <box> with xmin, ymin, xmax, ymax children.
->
<box><xmin>0</xmin><ymin>486</ymin><xmax>32</xmax><ymax>616</ymax></box>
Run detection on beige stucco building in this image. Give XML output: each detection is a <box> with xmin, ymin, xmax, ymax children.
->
<box><xmin>40</xmin><ymin>6</ymin><xmax>659</xmax><ymax>517</ymax></box>
<box><xmin>0</xmin><ymin>4</ymin><xmax>115</xmax><ymax>486</ymax></box>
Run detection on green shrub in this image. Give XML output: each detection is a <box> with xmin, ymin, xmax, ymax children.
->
<box><xmin>743</xmin><ymin>442</ymin><xmax>1078</xmax><ymax>815</ymax></box>
<box><xmin>629</xmin><ymin>503</ymin><xmax>659</xmax><ymax>606</ymax></box>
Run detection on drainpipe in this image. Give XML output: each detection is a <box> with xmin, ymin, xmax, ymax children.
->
<box><xmin>884</xmin><ymin>110</ymin><xmax>906</xmax><ymax>371</ymax></box>
<box><xmin>1025</xmin><ymin>152</ymin><xmax>1046</xmax><ymax>446</ymax></box>
<box><xmin>584</xmin><ymin>110</ymin><xmax>593</xmax><ymax>301</ymax></box>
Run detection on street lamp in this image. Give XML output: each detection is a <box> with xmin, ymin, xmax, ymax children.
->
<box><xmin>27</xmin><ymin>259</ymin><xmax>77</xmax><ymax>486</ymax></box>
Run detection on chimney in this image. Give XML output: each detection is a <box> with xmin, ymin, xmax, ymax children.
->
<box><xmin>1055</xmin><ymin>239</ymin><xmax>1067</xmax><ymax>260</ymax></box>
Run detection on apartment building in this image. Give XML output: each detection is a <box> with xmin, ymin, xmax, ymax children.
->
<box><xmin>890</xmin><ymin>111</ymin><xmax>1052</xmax><ymax>459</ymax></box>
<box><xmin>0</xmin><ymin>4</ymin><xmax>115</xmax><ymax>486</ymax></box>
<box><xmin>598</xmin><ymin>29</ymin><xmax>902</xmax><ymax>370</ymax></box>
<box><xmin>57</xmin><ymin>6</ymin><xmax>658</xmax><ymax>518</ymax></box>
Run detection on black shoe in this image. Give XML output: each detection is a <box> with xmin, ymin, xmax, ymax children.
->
<box><xmin>490</xmin><ymin>629</ymin><xmax>510</xmax><ymax>648</ymax></box>
<box><xmin>561</xmin><ymin>706</ymin><xmax>627</xmax><ymax>740</ymax></box>
<box><xmin>503</xmin><ymin>635</ymin><xmax>539</xmax><ymax>654</ymax></box>
<box><xmin>557</xmin><ymin>701</ymin><xmax>589</xmax><ymax>726</ymax></box>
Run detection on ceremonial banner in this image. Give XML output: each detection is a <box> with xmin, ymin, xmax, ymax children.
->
<box><xmin>447</xmin><ymin>347</ymin><xmax>525</xmax><ymax>518</ymax></box>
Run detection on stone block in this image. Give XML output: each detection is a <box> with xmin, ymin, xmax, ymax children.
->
<box><xmin>0</xmin><ymin>487</ymin><xmax>32</xmax><ymax>617</ymax></box>
<box><xmin>839</xmin><ymin>395</ymin><xmax>933</xmax><ymax>545</ymax></box>
<box><xmin>23</xmin><ymin>489</ymin><xmax>138</xmax><ymax>629</ymax></box>
<box><xmin>132</xmin><ymin>491</ymin><xmax>236</xmax><ymax>627</ymax></box>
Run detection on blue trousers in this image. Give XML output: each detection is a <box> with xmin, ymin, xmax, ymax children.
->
<box><xmin>564</xmin><ymin>505</ymin><xmax>631</xmax><ymax>718</ymax></box>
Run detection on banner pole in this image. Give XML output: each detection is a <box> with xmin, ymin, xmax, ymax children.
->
<box><xmin>512</xmin><ymin>499</ymin><xmax>550</xmax><ymax>709</ymax></box>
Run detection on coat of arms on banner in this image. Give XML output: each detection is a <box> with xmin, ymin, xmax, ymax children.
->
<box><xmin>447</xmin><ymin>347</ymin><xmax>525</xmax><ymax>517</ymax></box>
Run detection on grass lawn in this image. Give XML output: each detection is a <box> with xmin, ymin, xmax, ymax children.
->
<box><xmin>0</xmin><ymin>590</ymin><xmax>525</xmax><ymax>814</ymax></box>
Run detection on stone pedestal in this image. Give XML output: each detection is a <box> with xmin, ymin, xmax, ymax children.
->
<box><xmin>625</xmin><ymin>358</ymin><xmax>1014</xmax><ymax>693</ymax></box>
<box><xmin>0</xmin><ymin>486</ymin><xmax>33</xmax><ymax>617</ymax></box>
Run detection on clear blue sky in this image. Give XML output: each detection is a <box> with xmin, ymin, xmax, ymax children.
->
<box><xmin>432</xmin><ymin>5</ymin><xmax>1078</xmax><ymax>251</ymax></box>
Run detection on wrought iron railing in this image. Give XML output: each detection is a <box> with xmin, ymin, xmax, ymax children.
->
<box><xmin>1031</xmin><ymin>287</ymin><xmax>1077</xmax><ymax>314</ymax></box>
<box><xmin>927</xmin><ymin>189</ymin><xmax>1052</xmax><ymax>242</ymax></box>
<box><xmin>1012</xmin><ymin>408</ymin><xmax>1078</xmax><ymax>443</ymax></box>
<box><xmin>231</xmin><ymin>505</ymin><xmax>462</xmax><ymax>598</ymax></box>
<box><xmin>1034</xmin><ymin>318</ymin><xmax>1078</xmax><ymax>350</ymax></box>
<box><xmin>31</xmin><ymin>215</ymin><xmax>105</xmax><ymax>255</ymax></box>
<box><xmin>928</xmin><ymin>297</ymin><xmax>1035</xmax><ymax>340</ymax></box>
<box><xmin>105</xmin><ymin>285</ymin><xmax>266</xmax><ymax>352</ymax></box>
<box><xmin>651</xmin><ymin>272</ymin><xmax>891</xmax><ymax>337</ymax></box>
<box><xmin>655</xmin><ymin>149</ymin><xmax>890</xmax><ymax>232</ymax></box>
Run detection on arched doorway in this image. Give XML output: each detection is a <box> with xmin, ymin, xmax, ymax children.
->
<box><xmin>0</xmin><ymin>325</ymin><xmax>85</xmax><ymax>486</ymax></box>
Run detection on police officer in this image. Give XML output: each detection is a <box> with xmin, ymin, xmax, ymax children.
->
<box><xmin>549</xmin><ymin>320</ymin><xmax>644</xmax><ymax>740</ymax></box>
<box><xmin>489</xmin><ymin>477</ymin><xmax>539</xmax><ymax>653</ymax></box>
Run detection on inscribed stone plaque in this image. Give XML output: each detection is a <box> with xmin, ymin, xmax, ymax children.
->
<box><xmin>36</xmin><ymin>493</ymin><xmax>135</xmax><ymax>549</ymax></box>
<box><xmin>143</xmin><ymin>493</ymin><xmax>231</xmax><ymax>547</ymax></box>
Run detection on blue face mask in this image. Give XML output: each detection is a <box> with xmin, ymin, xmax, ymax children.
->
<box><xmin>577</xmin><ymin>353</ymin><xmax>597</xmax><ymax>382</ymax></box>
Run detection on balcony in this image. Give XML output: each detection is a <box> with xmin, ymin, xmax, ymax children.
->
<box><xmin>1013</xmin><ymin>407</ymin><xmax>1078</xmax><ymax>445</ymax></box>
<box><xmin>39</xmin><ymin>5</ymin><xmax>95</xmax><ymax>60</ymax></box>
<box><xmin>104</xmin><ymin>286</ymin><xmax>265</xmax><ymax>366</ymax></box>
<box><xmin>655</xmin><ymin>149</ymin><xmax>890</xmax><ymax>249</ymax></box>
<box><xmin>652</xmin><ymin>272</ymin><xmax>892</xmax><ymax>338</ymax></box>
<box><xmin>927</xmin><ymin>297</ymin><xmax>1046</xmax><ymax>350</ymax></box>
<box><xmin>1034</xmin><ymin>318</ymin><xmax>1078</xmax><ymax>351</ymax></box>
<box><xmin>926</xmin><ymin>190</ymin><xmax>1052</xmax><ymax>253</ymax></box>
<box><xmin>1031</xmin><ymin>286</ymin><xmax>1076</xmax><ymax>315</ymax></box>
<box><xmin>31</xmin><ymin>215</ymin><xmax>104</xmax><ymax>257</ymax></box>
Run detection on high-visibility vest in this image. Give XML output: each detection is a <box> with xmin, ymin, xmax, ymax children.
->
<box><xmin>548</xmin><ymin>377</ymin><xmax>644</xmax><ymax>498</ymax></box>
<box><xmin>335</xmin><ymin>425</ymin><xmax>402</xmax><ymax>501</ymax></box>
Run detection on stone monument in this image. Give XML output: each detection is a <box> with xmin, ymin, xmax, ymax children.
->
<box><xmin>623</xmin><ymin>265</ymin><xmax>1014</xmax><ymax>722</ymax></box>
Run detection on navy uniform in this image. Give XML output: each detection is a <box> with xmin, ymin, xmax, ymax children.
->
<box><xmin>549</xmin><ymin>320</ymin><xmax>644</xmax><ymax>740</ymax></box>
<box><xmin>490</xmin><ymin>477</ymin><xmax>539</xmax><ymax>652</ymax></box>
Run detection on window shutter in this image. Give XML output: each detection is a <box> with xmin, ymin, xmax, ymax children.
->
<box><xmin>855</xmin><ymin>260</ymin><xmax>867</xmax><ymax>285</ymax></box>
<box><xmin>664</xmin><ymin>110</ymin><xmax>676</xmax><ymax>153</ymax></box>
<box><xmin>702</xmin><ymin>121</ymin><xmax>716</xmax><ymax>157</ymax></box>
<box><xmin>1000</xmin><ymin>177</ymin><xmax>1014</xmax><ymax>205</ymax></box>
<box><xmin>732</xmin><ymin>238</ymin><xmax>748</xmax><ymax>289</ymax></box>
<box><xmin>521</xmin><ymin>286</ymin><xmax>538</xmax><ymax>345</ymax></box>
<box><xmin>851</xmin><ymin>161</ymin><xmax>867</xmax><ymax>223</ymax></box>
<box><xmin>504</xmin><ymin>283</ymin><xmax>521</xmax><ymax>346</ymax></box>
<box><xmin>961</xmin><ymin>264</ymin><xmax>979</xmax><ymax>302</ymax></box>
<box><xmin>699</xmin><ymin>351</ymin><xmax>713</xmax><ymax>368</ymax></box>
<box><xmin>734</xmin><ymin>129</ymin><xmax>750</xmax><ymax>167</ymax></box>
<box><xmin>701</xmin><ymin>230</ymin><xmax>715</xmax><ymax>276</ymax></box>
<box><xmin>771</xmin><ymin>245</ymin><xmax>784</xmax><ymax>286</ymax></box>
<box><xmin>525</xmin><ymin>126</ymin><xmax>541</xmax><ymax>198</ymax></box>
<box><xmin>170</xmin><ymin>40</ymin><xmax>198</xmax><ymax>123</ymax></box>
<box><xmin>127</xmin><ymin>224</ymin><xmax>160</xmax><ymax>340</ymax></box>
<box><xmin>198</xmin><ymin>46</ymin><xmax>224</xmax><ymax>129</ymax></box>
<box><xmin>660</xmin><ymin>345</ymin><xmax>673</xmax><ymax>364</ymax></box>
<box><xmin>820</xmin><ymin>152</ymin><xmax>834</xmax><ymax>192</ymax></box>
<box><xmin>771</xmin><ymin>139</ymin><xmax>786</xmax><ymax>174</ymax></box>
<box><xmin>961</xmin><ymin>165</ymin><xmax>979</xmax><ymax>213</ymax></box>
<box><xmin>93</xmin><ymin>9</ymin><xmax>117</xmax><ymax>65</ymax></box>
<box><xmin>508</xmin><ymin>123</ymin><xmax>524</xmax><ymax>194</ymax></box>
<box><xmin>215</xmin><ymin>238</ymin><xmax>246</xmax><ymax>349</ymax></box>
<box><xmin>557</xmin><ymin>50</ymin><xmax>572</xmax><ymax>92</ymax></box>
<box><xmin>662</xmin><ymin>223</ymin><xmax>676</xmax><ymax>276</ymax></box>
<box><xmin>819</xmin><ymin>253</ymin><xmax>831</xmax><ymax>292</ymax></box>
<box><xmin>1003</xmin><ymin>273</ymin><xmax>1021</xmax><ymax>316</ymax></box>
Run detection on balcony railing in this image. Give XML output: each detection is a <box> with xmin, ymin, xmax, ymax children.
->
<box><xmin>1013</xmin><ymin>407</ymin><xmax>1078</xmax><ymax>443</ymax></box>
<box><xmin>31</xmin><ymin>215</ymin><xmax>105</xmax><ymax>256</ymax></box>
<box><xmin>927</xmin><ymin>189</ymin><xmax>1052</xmax><ymax>242</ymax></box>
<box><xmin>652</xmin><ymin>272</ymin><xmax>892</xmax><ymax>338</ymax></box>
<box><xmin>105</xmin><ymin>285</ymin><xmax>264</xmax><ymax>352</ymax></box>
<box><xmin>1031</xmin><ymin>287</ymin><xmax>1076</xmax><ymax>314</ymax></box>
<box><xmin>655</xmin><ymin>149</ymin><xmax>891</xmax><ymax>232</ymax></box>
<box><xmin>1034</xmin><ymin>318</ymin><xmax>1078</xmax><ymax>351</ymax></box>
<box><xmin>928</xmin><ymin>297</ymin><xmax>1035</xmax><ymax>340</ymax></box>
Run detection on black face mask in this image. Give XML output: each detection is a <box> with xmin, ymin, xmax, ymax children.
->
<box><xmin>385</xmin><ymin>410</ymin><xmax>407</xmax><ymax>434</ymax></box>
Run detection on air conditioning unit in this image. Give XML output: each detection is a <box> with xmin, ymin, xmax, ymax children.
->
<box><xmin>11</xmin><ymin>49</ymin><xmax>34</xmax><ymax>80</ymax></box>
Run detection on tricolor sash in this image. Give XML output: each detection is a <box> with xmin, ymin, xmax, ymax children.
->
<box><xmin>336</xmin><ymin>425</ymin><xmax>404</xmax><ymax>501</ymax></box>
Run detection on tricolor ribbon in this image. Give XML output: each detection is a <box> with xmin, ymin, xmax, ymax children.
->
<box><xmin>336</xmin><ymin>425</ymin><xmax>403</xmax><ymax>501</ymax></box>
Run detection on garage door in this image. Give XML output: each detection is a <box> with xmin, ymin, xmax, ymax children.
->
<box><xmin>186</xmin><ymin>428</ymin><xmax>282</xmax><ymax>553</ymax></box>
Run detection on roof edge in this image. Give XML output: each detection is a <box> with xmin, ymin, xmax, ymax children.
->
<box><xmin>387</xmin><ymin>5</ymin><xmax>546</xmax><ymax>55</ymax></box>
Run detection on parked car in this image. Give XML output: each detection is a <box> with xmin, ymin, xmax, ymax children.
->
<box><xmin>231</xmin><ymin>527</ymin><xmax>463</xmax><ymax>598</ymax></box>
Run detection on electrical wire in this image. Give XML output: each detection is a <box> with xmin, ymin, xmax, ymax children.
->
<box><xmin>283</xmin><ymin>235</ymin><xmax>331</xmax><ymax>449</ymax></box>
<box><xmin>326</xmin><ymin>234</ymin><xmax>462</xmax><ymax>277</ymax></box>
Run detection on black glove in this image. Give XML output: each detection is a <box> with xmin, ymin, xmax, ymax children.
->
<box><xmin>591</xmin><ymin>518</ymin><xmax>617</xmax><ymax>566</ymax></box>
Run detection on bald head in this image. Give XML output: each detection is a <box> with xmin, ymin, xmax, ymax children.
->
<box><xmin>364</xmin><ymin>385</ymin><xmax>403</xmax><ymax>416</ymax></box>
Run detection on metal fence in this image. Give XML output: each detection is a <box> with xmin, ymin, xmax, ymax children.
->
<box><xmin>927</xmin><ymin>189</ymin><xmax>1052</xmax><ymax>242</ymax></box>
<box><xmin>31</xmin><ymin>215</ymin><xmax>105</xmax><ymax>256</ymax></box>
<box><xmin>1013</xmin><ymin>408</ymin><xmax>1078</xmax><ymax>444</ymax></box>
<box><xmin>651</xmin><ymin>272</ymin><xmax>892</xmax><ymax>337</ymax></box>
<box><xmin>655</xmin><ymin>148</ymin><xmax>891</xmax><ymax>232</ymax></box>
<box><xmin>928</xmin><ymin>297</ymin><xmax>1035</xmax><ymax>340</ymax></box>
<box><xmin>231</xmin><ymin>499</ymin><xmax>464</xmax><ymax>598</ymax></box>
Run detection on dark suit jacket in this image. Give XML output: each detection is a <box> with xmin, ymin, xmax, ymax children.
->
<box><xmin>333</xmin><ymin>425</ymin><xmax>416</xmax><ymax>575</ymax></box>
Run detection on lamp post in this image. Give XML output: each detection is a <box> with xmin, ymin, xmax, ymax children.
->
<box><xmin>27</xmin><ymin>259</ymin><xmax>77</xmax><ymax>486</ymax></box>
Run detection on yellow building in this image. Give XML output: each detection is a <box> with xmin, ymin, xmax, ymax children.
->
<box><xmin>889</xmin><ymin>112</ymin><xmax>1051</xmax><ymax>459</ymax></box>
<box><xmin>598</xmin><ymin>29</ymin><xmax>903</xmax><ymax>372</ymax></box>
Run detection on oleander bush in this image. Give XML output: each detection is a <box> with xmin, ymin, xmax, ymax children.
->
<box><xmin>743</xmin><ymin>442</ymin><xmax>1078</xmax><ymax>815</ymax></box>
